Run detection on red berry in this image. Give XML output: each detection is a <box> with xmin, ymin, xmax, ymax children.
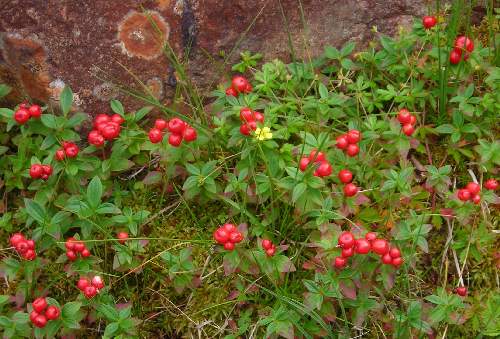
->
<box><xmin>10</xmin><ymin>233</ymin><xmax>25</xmax><ymax>247</ymax></box>
<box><xmin>465</xmin><ymin>182</ymin><xmax>481</xmax><ymax>195</ymax></box>
<box><xmin>239</xmin><ymin>124</ymin><xmax>251</xmax><ymax>136</ymax></box>
<box><xmin>336</xmin><ymin>135</ymin><xmax>349</xmax><ymax>149</ymax></box>
<box><xmin>449</xmin><ymin>49</ymin><xmax>461</xmax><ymax>64</ymax></box>
<box><xmin>30</xmin><ymin>310</ymin><xmax>39</xmax><ymax>323</ymax></box>
<box><xmin>117</xmin><ymin>232</ymin><xmax>129</xmax><ymax>244</ymax></box>
<box><xmin>299</xmin><ymin>157</ymin><xmax>310</xmax><ymax>172</ymax></box>
<box><xmin>33</xmin><ymin>314</ymin><xmax>47</xmax><ymax>328</ymax></box>
<box><xmin>73</xmin><ymin>241</ymin><xmax>85</xmax><ymax>252</ymax></box>
<box><xmin>83</xmin><ymin>285</ymin><xmax>97</xmax><ymax>299</ymax></box>
<box><xmin>402</xmin><ymin>124</ymin><xmax>415</xmax><ymax>136</ymax></box>
<box><xmin>42</xmin><ymin>165</ymin><xmax>52</xmax><ymax>176</ymax></box>
<box><xmin>24</xmin><ymin>249</ymin><xmax>36</xmax><ymax>260</ymax></box>
<box><xmin>343</xmin><ymin>183</ymin><xmax>358</xmax><ymax>197</ymax></box>
<box><xmin>154</xmin><ymin>119</ymin><xmax>168</xmax><ymax>130</ymax></box>
<box><xmin>88</xmin><ymin>130</ymin><xmax>105</xmax><ymax>147</ymax></box>
<box><xmin>223</xmin><ymin>223</ymin><xmax>236</xmax><ymax>233</ymax></box>
<box><xmin>229</xmin><ymin>231</ymin><xmax>243</xmax><ymax>243</ymax></box>
<box><xmin>457</xmin><ymin>188</ymin><xmax>471</xmax><ymax>201</ymax></box>
<box><xmin>101</xmin><ymin>123</ymin><xmax>120</xmax><ymax>140</ymax></box>
<box><xmin>91</xmin><ymin>275</ymin><xmax>105</xmax><ymax>289</ymax></box>
<box><xmin>45</xmin><ymin>305</ymin><xmax>60</xmax><ymax>320</ymax></box>
<box><xmin>28</xmin><ymin>105</ymin><xmax>42</xmax><ymax>118</ymax></box>
<box><xmin>338</xmin><ymin>169</ymin><xmax>353</xmax><ymax>183</ymax></box>
<box><xmin>397</xmin><ymin>109</ymin><xmax>411</xmax><ymax>124</ymax></box>
<box><xmin>338</xmin><ymin>232</ymin><xmax>355</xmax><ymax>249</ymax></box>
<box><xmin>454</xmin><ymin>36</ymin><xmax>474</xmax><ymax>53</ymax></box>
<box><xmin>66</xmin><ymin>250</ymin><xmax>77</xmax><ymax>261</ymax></box>
<box><xmin>223</xmin><ymin>242</ymin><xmax>235</xmax><ymax>251</ymax></box>
<box><xmin>77</xmin><ymin>277</ymin><xmax>90</xmax><ymax>291</ymax></box>
<box><xmin>371</xmin><ymin>239</ymin><xmax>390</xmax><ymax>255</ymax></box>
<box><xmin>392</xmin><ymin>257</ymin><xmax>404</xmax><ymax>267</ymax></box>
<box><xmin>214</xmin><ymin>228</ymin><xmax>229</xmax><ymax>244</ymax></box>
<box><xmin>389</xmin><ymin>247</ymin><xmax>401</xmax><ymax>258</ymax></box>
<box><xmin>93</xmin><ymin>114</ymin><xmax>110</xmax><ymax>129</ymax></box>
<box><xmin>484</xmin><ymin>178</ymin><xmax>499</xmax><ymax>190</ymax></box>
<box><xmin>308</xmin><ymin>150</ymin><xmax>325</xmax><ymax>162</ymax></box>
<box><xmin>381</xmin><ymin>253</ymin><xmax>393</xmax><ymax>264</ymax></box>
<box><xmin>65</xmin><ymin>237</ymin><xmax>76</xmax><ymax>250</ymax></box>
<box><xmin>240</xmin><ymin>108</ymin><xmax>254</xmax><ymax>122</ymax></box>
<box><xmin>81</xmin><ymin>248</ymin><xmax>91</xmax><ymax>258</ymax></box>
<box><xmin>148</xmin><ymin>128</ymin><xmax>163</xmax><ymax>144</ymax></box>
<box><xmin>409</xmin><ymin>115</ymin><xmax>417</xmax><ymax>125</ymax></box>
<box><xmin>111</xmin><ymin>114</ymin><xmax>125</xmax><ymax>125</ymax></box>
<box><xmin>253</xmin><ymin>112</ymin><xmax>264</xmax><ymax>123</ymax></box>
<box><xmin>346</xmin><ymin>130</ymin><xmax>361</xmax><ymax>144</ymax></box>
<box><xmin>14</xmin><ymin>108</ymin><xmax>30</xmax><ymax>124</ymax></box>
<box><xmin>334</xmin><ymin>256</ymin><xmax>347</xmax><ymax>269</ymax></box>
<box><xmin>225</xmin><ymin>87</ymin><xmax>237</xmax><ymax>97</ymax></box>
<box><xmin>346</xmin><ymin>144</ymin><xmax>360</xmax><ymax>157</ymax></box>
<box><xmin>265</xmin><ymin>247</ymin><xmax>276</xmax><ymax>257</ymax></box>
<box><xmin>261</xmin><ymin>239</ymin><xmax>272</xmax><ymax>250</ymax></box>
<box><xmin>244</xmin><ymin>83</ymin><xmax>253</xmax><ymax>93</ymax></box>
<box><xmin>55</xmin><ymin>149</ymin><xmax>66</xmax><ymax>161</ymax></box>
<box><xmin>168</xmin><ymin>133</ymin><xmax>183</xmax><ymax>147</ymax></box>
<box><xmin>314</xmin><ymin>161</ymin><xmax>332</xmax><ymax>177</ymax></box>
<box><xmin>32</xmin><ymin>297</ymin><xmax>47</xmax><ymax>313</ymax></box>
<box><xmin>365</xmin><ymin>232</ymin><xmax>377</xmax><ymax>242</ymax></box>
<box><xmin>471</xmin><ymin>194</ymin><xmax>481</xmax><ymax>205</ymax></box>
<box><xmin>231</xmin><ymin>76</ymin><xmax>250</xmax><ymax>93</ymax></box>
<box><xmin>64</xmin><ymin>143</ymin><xmax>79</xmax><ymax>158</ymax></box>
<box><xmin>341</xmin><ymin>246</ymin><xmax>354</xmax><ymax>258</ymax></box>
<box><xmin>183</xmin><ymin>127</ymin><xmax>197</xmax><ymax>142</ymax></box>
<box><xmin>355</xmin><ymin>238</ymin><xmax>371</xmax><ymax>254</ymax></box>
<box><xmin>455</xmin><ymin>286</ymin><xmax>467</xmax><ymax>296</ymax></box>
<box><xmin>26</xmin><ymin>239</ymin><xmax>35</xmax><ymax>249</ymax></box>
<box><xmin>16</xmin><ymin>241</ymin><xmax>28</xmax><ymax>253</ymax></box>
<box><xmin>29</xmin><ymin>164</ymin><xmax>44</xmax><ymax>179</ymax></box>
<box><xmin>422</xmin><ymin>16</ymin><xmax>437</xmax><ymax>29</ymax></box>
<box><xmin>168</xmin><ymin>118</ymin><xmax>186</xmax><ymax>134</ymax></box>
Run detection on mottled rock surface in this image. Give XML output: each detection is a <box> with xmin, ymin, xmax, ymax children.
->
<box><xmin>0</xmin><ymin>0</ymin><xmax>429</xmax><ymax>113</ymax></box>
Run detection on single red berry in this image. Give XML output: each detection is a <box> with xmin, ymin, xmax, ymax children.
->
<box><xmin>224</xmin><ymin>242</ymin><xmax>235</xmax><ymax>251</ymax></box>
<box><xmin>397</xmin><ymin>109</ymin><xmax>411</xmax><ymax>124</ymax></box>
<box><xmin>314</xmin><ymin>161</ymin><xmax>332</xmax><ymax>177</ymax></box>
<box><xmin>484</xmin><ymin>178</ymin><xmax>499</xmax><ymax>190</ymax></box>
<box><xmin>32</xmin><ymin>297</ymin><xmax>47</xmax><ymax>313</ymax></box>
<box><xmin>148</xmin><ymin>128</ymin><xmax>163</xmax><ymax>144</ymax></box>
<box><xmin>55</xmin><ymin>149</ymin><xmax>66</xmax><ymax>161</ymax></box>
<box><xmin>465</xmin><ymin>182</ymin><xmax>481</xmax><ymax>195</ymax></box>
<box><xmin>66</xmin><ymin>250</ymin><xmax>77</xmax><ymax>261</ymax></box>
<box><xmin>454</xmin><ymin>36</ymin><xmax>474</xmax><ymax>53</ymax></box>
<box><xmin>24</xmin><ymin>249</ymin><xmax>36</xmax><ymax>260</ymax></box>
<box><xmin>65</xmin><ymin>237</ymin><xmax>76</xmax><ymax>250</ymax></box>
<box><xmin>244</xmin><ymin>83</ymin><xmax>253</xmax><ymax>93</ymax></box>
<box><xmin>346</xmin><ymin>130</ymin><xmax>361</xmax><ymax>144</ymax></box>
<box><xmin>73</xmin><ymin>241</ymin><xmax>85</xmax><ymax>252</ymax></box>
<box><xmin>64</xmin><ymin>143</ymin><xmax>79</xmax><ymax>158</ymax></box>
<box><xmin>392</xmin><ymin>257</ymin><xmax>404</xmax><ymax>267</ymax></box>
<box><xmin>168</xmin><ymin>133</ymin><xmax>183</xmax><ymax>147</ymax></box>
<box><xmin>471</xmin><ymin>194</ymin><xmax>481</xmax><ymax>205</ymax></box>
<box><xmin>225</xmin><ymin>87</ymin><xmax>237</xmax><ymax>97</ymax></box>
<box><xmin>261</xmin><ymin>239</ymin><xmax>272</xmax><ymax>250</ymax></box>
<box><xmin>111</xmin><ymin>114</ymin><xmax>125</xmax><ymax>125</ymax></box>
<box><xmin>341</xmin><ymin>246</ymin><xmax>355</xmax><ymax>258</ymax></box>
<box><xmin>93</xmin><ymin>114</ymin><xmax>110</xmax><ymax>129</ymax></box>
<box><xmin>389</xmin><ymin>247</ymin><xmax>401</xmax><ymax>258</ymax></box>
<box><xmin>449</xmin><ymin>49</ymin><xmax>461</xmax><ymax>64</ymax></box>
<box><xmin>33</xmin><ymin>314</ymin><xmax>47</xmax><ymax>328</ymax></box>
<box><xmin>346</xmin><ymin>144</ymin><xmax>360</xmax><ymax>157</ymax></box>
<box><xmin>343</xmin><ymin>183</ymin><xmax>358</xmax><ymax>197</ymax></box>
<box><xmin>223</xmin><ymin>223</ymin><xmax>236</xmax><ymax>233</ymax></box>
<box><xmin>91</xmin><ymin>275</ymin><xmax>105</xmax><ymax>289</ymax></box>
<box><xmin>88</xmin><ymin>130</ymin><xmax>105</xmax><ymax>147</ymax></box>
<box><xmin>77</xmin><ymin>277</ymin><xmax>90</xmax><ymax>291</ymax></box>
<box><xmin>14</xmin><ymin>108</ymin><xmax>30</xmax><ymax>124</ymax></box>
<box><xmin>81</xmin><ymin>248</ymin><xmax>91</xmax><ymax>258</ymax></box>
<box><xmin>42</xmin><ymin>165</ymin><xmax>52</xmax><ymax>176</ymax></box>
<box><xmin>83</xmin><ymin>285</ymin><xmax>97</xmax><ymax>299</ymax></box>
<box><xmin>338</xmin><ymin>232</ymin><xmax>355</xmax><ymax>249</ymax></box>
<box><xmin>183</xmin><ymin>127</ymin><xmax>197</xmax><ymax>142</ymax></box>
<box><xmin>10</xmin><ymin>233</ymin><xmax>25</xmax><ymax>247</ymax></box>
<box><xmin>355</xmin><ymin>238</ymin><xmax>371</xmax><ymax>254</ymax></box>
<box><xmin>457</xmin><ymin>188</ymin><xmax>471</xmax><ymax>201</ymax></box>
<box><xmin>338</xmin><ymin>169</ymin><xmax>353</xmax><ymax>183</ymax></box>
<box><xmin>455</xmin><ymin>286</ymin><xmax>467</xmax><ymax>296</ymax></box>
<box><xmin>371</xmin><ymin>238</ymin><xmax>390</xmax><ymax>255</ymax></box>
<box><xmin>45</xmin><ymin>305</ymin><xmax>60</xmax><ymax>320</ymax></box>
<box><xmin>117</xmin><ymin>232</ymin><xmax>128</xmax><ymax>244</ymax></box>
<box><xmin>101</xmin><ymin>123</ymin><xmax>120</xmax><ymax>140</ymax></box>
<box><xmin>308</xmin><ymin>150</ymin><xmax>326</xmax><ymax>162</ymax></box>
<box><xmin>336</xmin><ymin>135</ymin><xmax>349</xmax><ymax>149</ymax></box>
<box><xmin>422</xmin><ymin>16</ymin><xmax>437</xmax><ymax>29</ymax></box>
<box><xmin>253</xmin><ymin>112</ymin><xmax>264</xmax><ymax>123</ymax></box>
<box><xmin>240</xmin><ymin>124</ymin><xmax>251</xmax><ymax>136</ymax></box>
<box><xmin>365</xmin><ymin>232</ymin><xmax>377</xmax><ymax>242</ymax></box>
<box><xmin>154</xmin><ymin>119</ymin><xmax>168</xmax><ymax>130</ymax></box>
<box><xmin>26</xmin><ymin>239</ymin><xmax>35</xmax><ymax>249</ymax></box>
<box><xmin>299</xmin><ymin>157</ymin><xmax>310</xmax><ymax>172</ymax></box>
<box><xmin>168</xmin><ymin>118</ymin><xmax>186</xmax><ymax>134</ymax></box>
<box><xmin>381</xmin><ymin>253</ymin><xmax>393</xmax><ymax>264</ymax></box>
<box><xmin>214</xmin><ymin>228</ymin><xmax>229</xmax><ymax>244</ymax></box>
<box><xmin>409</xmin><ymin>115</ymin><xmax>417</xmax><ymax>125</ymax></box>
<box><xmin>29</xmin><ymin>164</ymin><xmax>44</xmax><ymax>179</ymax></box>
<box><xmin>265</xmin><ymin>247</ymin><xmax>276</xmax><ymax>257</ymax></box>
<box><xmin>402</xmin><ymin>124</ymin><xmax>415</xmax><ymax>136</ymax></box>
<box><xmin>231</xmin><ymin>76</ymin><xmax>250</xmax><ymax>93</ymax></box>
<box><xmin>28</xmin><ymin>105</ymin><xmax>42</xmax><ymax>118</ymax></box>
<box><xmin>16</xmin><ymin>241</ymin><xmax>29</xmax><ymax>253</ymax></box>
<box><xmin>30</xmin><ymin>310</ymin><xmax>39</xmax><ymax>323</ymax></box>
<box><xmin>229</xmin><ymin>231</ymin><xmax>243</xmax><ymax>244</ymax></box>
<box><xmin>334</xmin><ymin>256</ymin><xmax>347</xmax><ymax>269</ymax></box>
<box><xmin>240</xmin><ymin>108</ymin><xmax>254</xmax><ymax>122</ymax></box>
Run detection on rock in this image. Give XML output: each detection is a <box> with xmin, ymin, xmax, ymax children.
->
<box><xmin>0</xmin><ymin>0</ymin><xmax>428</xmax><ymax>114</ymax></box>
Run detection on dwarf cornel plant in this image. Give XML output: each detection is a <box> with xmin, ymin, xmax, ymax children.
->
<box><xmin>0</xmin><ymin>7</ymin><xmax>499</xmax><ymax>339</ymax></box>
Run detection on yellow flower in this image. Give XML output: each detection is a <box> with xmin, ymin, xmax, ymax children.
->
<box><xmin>254</xmin><ymin>127</ymin><xmax>273</xmax><ymax>141</ymax></box>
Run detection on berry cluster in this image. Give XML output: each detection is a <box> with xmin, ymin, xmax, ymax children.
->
<box><xmin>55</xmin><ymin>141</ymin><xmax>79</xmax><ymax>161</ymax></box>
<box><xmin>397</xmin><ymin>108</ymin><xmax>418</xmax><ymax>136</ymax></box>
<box><xmin>335</xmin><ymin>130</ymin><xmax>361</xmax><ymax>157</ymax></box>
<box><xmin>422</xmin><ymin>15</ymin><xmax>437</xmax><ymax>29</ymax></box>
<box><xmin>225</xmin><ymin>75</ymin><xmax>252</xmax><ymax>97</ymax></box>
<box><xmin>77</xmin><ymin>275</ymin><xmax>105</xmax><ymax>299</ymax></box>
<box><xmin>213</xmin><ymin>223</ymin><xmax>243</xmax><ymax>251</ymax></box>
<box><xmin>87</xmin><ymin>113</ymin><xmax>125</xmax><ymax>147</ymax></box>
<box><xmin>449</xmin><ymin>36</ymin><xmax>474</xmax><ymax>64</ymax></box>
<box><xmin>148</xmin><ymin>118</ymin><xmax>197</xmax><ymax>146</ymax></box>
<box><xmin>299</xmin><ymin>150</ymin><xmax>332</xmax><ymax>177</ymax></box>
<box><xmin>29</xmin><ymin>297</ymin><xmax>60</xmax><ymax>328</ymax></box>
<box><xmin>457</xmin><ymin>182</ymin><xmax>481</xmax><ymax>204</ymax></box>
<box><xmin>338</xmin><ymin>169</ymin><xmax>359</xmax><ymax>197</ymax></box>
<box><xmin>14</xmin><ymin>103</ymin><xmax>42</xmax><ymax>125</ymax></box>
<box><xmin>29</xmin><ymin>164</ymin><xmax>53</xmax><ymax>180</ymax></box>
<box><xmin>261</xmin><ymin>239</ymin><xmax>276</xmax><ymax>257</ymax></box>
<box><xmin>65</xmin><ymin>237</ymin><xmax>91</xmax><ymax>261</ymax></box>
<box><xmin>484</xmin><ymin>178</ymin><xmax>498</xmax><ymax>191</ymax></box>
<box><xmin>334</xmin><ymin>232</ymin><xmax>403</xmax><ymax>269</ymax></box>
<box><xmin>10</xmin><ymin>233</ymin><xmax>36</xmax><ymax>260</ymax></box>
<box><xmin>239</xmin><ymin>107</ymin><xmax>264</xmax><ymax>136</ymax></box>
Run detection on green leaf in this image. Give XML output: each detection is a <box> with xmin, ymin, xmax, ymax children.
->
<box><xmin>60</xmin><ymin>86</ymin><xmax>73</xmax><ymax>115</ymax></box>
<box><xmin>97</xmin><ymin>304</ymin><xmax>119</xmax><ymax>321</ymax></box>
<box><xmin>318</xmin><ymin>83</ymin><xmax>328</xmax><ymax>100</ymax></box>
<box><xmin>41</xmin><ymin>114</ymin><xmax>58</xmax><ymax>129</ymax></box>
<box><xmin>292</xmin><ymin>183</ymin><xmax>307</xmax><ymax>203</ymax></box>
<box><xmin>340</xmin><ymin>42</ymin><xmax>356</xmax><ymax>57</ymax></box>
<box><xmin>24</xmin><ymin>199</ymin><xmax>46</xmax><ymax>225</ymax></box>
<box><xmin>0</xmin><ymin>108</ymin><xmax>13</xmax><ymax>120</ymax></box>
<box><xmin>0</xmin><ymin>84</ymin><xmax>12</xmax><ymax>98</ymax></box>
<box><xmin>435</xmin><ymin>124</ymin><xmax>455</xmax><ymax>134</ymax></box>
<box><xmin>103</xmin><ymin>322</ymin><xmax>119</xmax><ymax>337</ymax></box>
<box><xmin>110</xmin><ymin>100</ymin><xmax>125</xmax><ymax>116</ymax></box>
<box><xmin>87</xmin><ymin>176</ymin><xmax>103</xmax><ymax>209</ymax></box>
<box><xmin>134</xmin><ymin>106</ymin><xmax>153</xmax><ymax>122</ymax></box>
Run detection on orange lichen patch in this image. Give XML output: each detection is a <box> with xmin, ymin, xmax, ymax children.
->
<box><xmin>0</xmin><ymin>34</ymin><xmax>51</xmax><ymax>101</ymax></box>
<box><xmin>118</xmin><ymin>11</ymin><xmax>170</xmax><ymax>60</ymax></box>
<box><xmin>156</xmin><ymin>0</ymin><xmax>171</xmax><ymax>10</ymax></box>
